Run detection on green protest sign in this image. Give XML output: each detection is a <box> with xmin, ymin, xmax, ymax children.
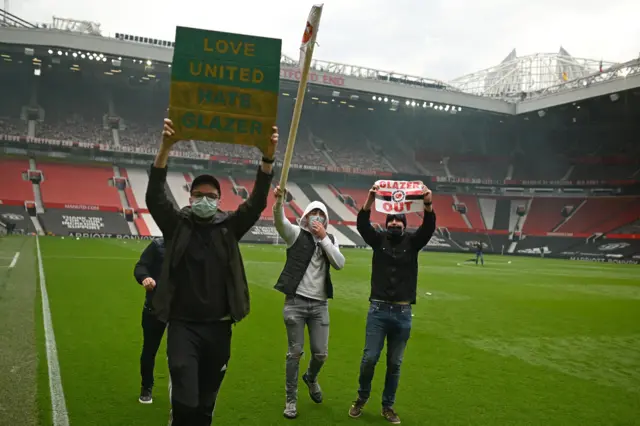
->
<box><xmin>169</xmin><ymin>26</ymin><xmax>281</xmax><ymax>154</ymax></box>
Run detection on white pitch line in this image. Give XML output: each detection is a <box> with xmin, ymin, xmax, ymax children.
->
<box><xmin>9</xmin><ymin>252</ymin><xmax>20</xmax><ymax>269</ymax></box>
<box><xmin>36</xmin><ymin>236</ymin><xmax>70</xmax><ymax>426</ymax></box>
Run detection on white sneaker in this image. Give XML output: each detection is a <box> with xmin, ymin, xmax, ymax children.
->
<box><xmin>283</xmin><ymin>400</ymin><xmax>298</xmax><ymax>419</ymax></box>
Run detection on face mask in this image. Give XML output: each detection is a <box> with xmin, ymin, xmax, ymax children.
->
<box><xmin>388</xmin><ymin>226</ymin><xmax>403</xmax><ymax>237</ymax></box>
<box><xmin>308</xmin><ymin>214</ymin><xmax>325</xmax><ymax>226</ymax></box>
<box><xmin>191</xmin><ymin>196</ymin><xmax>218</xmax><ymax>218</ymax></box>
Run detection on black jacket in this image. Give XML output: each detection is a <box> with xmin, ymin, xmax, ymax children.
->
<box><xmin>145</xmin><ymin>164</ymin><xmax>273</xmax><ymax>323</ymax></box>
<box><xmin>357</xmin><ymin>209</ymin><xmax>436</xmax><ymax>304</ymax></box>
<box><xmin>133</xmin><ymin>238</ymin><xmax>165</xmax><ymax>312</ymax></box>
<box><xmin>274</xmin><ymin>231</ymin><xmax>336</xmax><ymax>298</ymax></box>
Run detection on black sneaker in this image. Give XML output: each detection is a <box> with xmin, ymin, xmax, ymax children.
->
<box><xmin>139</xmin><ymin>387</ymin><xmax>153</xmax><ymax>404</ymax></box>
<box><xmin>302</xmin><ymin>373</ymin><xmax>323</xmax><ymax>403</ymax></box>
<box><xmin>382</xmin><ymin>406</ymin><xmax>401</xmax><ymax>424</ymax></box>
<box><xmin>348</xmin><ymin>398</ymin><xmax>367</xmax><ymax>418</ymax></box>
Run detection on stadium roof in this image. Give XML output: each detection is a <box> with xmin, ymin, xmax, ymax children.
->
<box><xmin>449</xmin><ymin>48</ymin><xmax>619</xmax><ymax>98</ymax></box>
<box><xmin>1</xmin><ymin>8</ymin><xmax>639</xmax><ymax>115</ymax></box>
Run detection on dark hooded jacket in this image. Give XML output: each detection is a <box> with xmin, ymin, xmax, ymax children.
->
<box><xmin>145</xmin><ymin>164</ymin><xmax>273</xmax><ymax>323</ymax></box>
<box><xmin>133</xmin><ymin>237</ymin><xmax>165</xmax><ymax>312</ymax></box>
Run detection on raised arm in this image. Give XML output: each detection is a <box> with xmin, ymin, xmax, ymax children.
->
<box><xmin>228</xmin><ymin>127</ymin><xmax>278</xmax><ymax>240</ymax></box>
<box><xmin>272</xmin><ymin>186</ymin><xmax>300</xmax><ymax>247</ymax></box>
<box><xmin>145</xmin><ymin>119</ymin><xmax>181</xmax><ymax>238</ymax></box>
<box><xmin>356</xmin><ymin>184</ymin><xmax>382</xmax><ymax>248</ymax></box>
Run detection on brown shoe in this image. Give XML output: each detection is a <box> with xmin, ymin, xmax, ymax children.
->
<box><xmin>382</xmin><ymin>407</ymin><xmax>401</xmax><ymax>424</ymax></box>
<box><xmin>348</xmin><ymin>398</ymin><xmax>367</xmax><ymax>418</ymax></box>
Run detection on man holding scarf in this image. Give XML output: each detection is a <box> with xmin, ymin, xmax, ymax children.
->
<box><xmin>348</xmin><ymin>182</ymin><xmax>436</xmax><ymax>424</ymax></box>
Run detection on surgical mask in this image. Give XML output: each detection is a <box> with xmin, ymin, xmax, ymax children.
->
<box><xmin>388</xmin><ymin>226</ymin><xmax>403</xmax><ymax>237</ymax></box>
<box><xmin>191</xmin><ymin>196</ymin><xmax>218</xmax><ymax>218</ymax></box>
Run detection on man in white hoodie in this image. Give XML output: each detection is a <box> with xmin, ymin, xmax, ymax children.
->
<box><xmin>272</xmin><ymin>185</ymin><xmax>346</xmax><ymax>419</ymax></box>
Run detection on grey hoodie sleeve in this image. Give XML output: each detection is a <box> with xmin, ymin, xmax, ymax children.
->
<box><xmin>273</xmin><ymin>200</ymin><xmax>300</xmax><ymax>247</ymax></box>
<box><xmin>319</xmin><ymin>234</ymin><xmax>345</xmax><ymax>270</ymax></box>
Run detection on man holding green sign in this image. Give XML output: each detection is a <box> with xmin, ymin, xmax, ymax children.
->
<box><xmin>147</xmin><ymin>26</ymin><xmax>281</xmax><ymax>426</ymax></box>
<box><xmin>169</xmin><ymin>26</ymin><xmax>282</xmax><ymax>155</ymax></box>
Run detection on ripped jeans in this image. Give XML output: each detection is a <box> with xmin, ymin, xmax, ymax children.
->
<box><xmin>283</xmin><ymin>294</ymin><xmax>330</xmax><ymax>402</ymax></box>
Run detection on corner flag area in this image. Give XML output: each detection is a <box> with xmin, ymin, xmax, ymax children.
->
<box><xmin>1</xmin><ymin>235</ymin><xmax>638</xmax><ymax>425</ymax></box>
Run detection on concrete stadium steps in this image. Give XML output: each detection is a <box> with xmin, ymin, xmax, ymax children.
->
<box><xmin>310</xmin><ymin>184</ymin><xmax>357</xmax><ymax>222</ymax></box>
<box><xmin>166</xmin><ymin>172</ymin><xmax>189</xmax><ymax>209</ymax></box>
<box><xmin>325</xmin><ymin>224</ymin><xmax>356</xmax><ymax>247</ymax></box>
<box><xmin>124</xmin><ymin>168</ymin><xmax>150</xmax><ymax>209</ymax></box>
<box><xmin>296</xmin><ymin>183</ymin><xmax>342</xmax><ymax>220</ymax></box>
<box><xmin>509</xmin><ymin>199</ymin><xmax>529</xmax><ymax>232</ymax></box>
<box><xmin>141</xmin><ymin>213</ymin><xmax>162</xmax><ymax>237</ymax></box>
<box><xmin>285</xmin><ymin>182</ymin><xmax>312</xmax><ymax>210</ymax></box>
<box><xmin>478</xmin><ymin>198</ymin><xmax>497</xmax><ymax>230</ymax></box>
<box><xmin>333</xmin><ymin>224</ymin><xmax>364</xmax><ymax>246</ymax></box>
<box><xmin>295</xmin><ymin>183</ymin><xmax>361</xmax><ymax>246</ymax></box>
<box><xmin>493</xmin><ymin>199</ymin><xmax>511</xmax><ymax>230</ymax></box>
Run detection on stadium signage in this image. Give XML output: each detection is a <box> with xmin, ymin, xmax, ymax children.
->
<box><xmin>67</xmin><ymin>232</ymin><xmax>154</xmax><ymax>240</ymax></box>
<box><xmin>374</xmin><ymin>180</ymin><xmax>424</xmax><ymax>214</ymax></box>
<box><xmin>567</xmin><ymin>256</ymin><xmax>638</xmax><ymax>265</ymax></box>
<box><xmin>432</xmin><ymin>175</ymin><xmax>638</xmax><ymax>187</ymax></box>
<box><xmin>168</xmin><ymin>26</ymin><xmax>281</xmax><ymax>154</ymax></box>
<box><xmin>280</xmin><ymin>66</ymin><xmax>345</xmax><ymax>87</ymax></box>
<box><xmin>62</xmin><ymin>215</ymin><xmax>105</xmax><ymax>231</ymax></box>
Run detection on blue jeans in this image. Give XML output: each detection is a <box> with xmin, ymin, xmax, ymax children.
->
<box><xmin>357</xmin><ymin>301</ymin><xmax>412</xmax><ymax>408</ymax></box>
<box><xmin>476</xmin><ymin>252</ymin><xmax>484</xmax><ymax>265</ymax></box>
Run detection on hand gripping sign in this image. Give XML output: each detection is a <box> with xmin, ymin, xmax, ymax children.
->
<box><xmin>374</xmin><ymin>180</ymin><xmax>424</xmax><ymax>214</ymax></box>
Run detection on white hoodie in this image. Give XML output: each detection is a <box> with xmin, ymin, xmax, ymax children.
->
<box><xmin>273</xmin><ymin>199</ymin><xmax>345</xmax><ymax>301</ymax></box>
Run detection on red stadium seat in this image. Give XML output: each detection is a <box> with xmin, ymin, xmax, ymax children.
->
<box><xmin>0</xmin><ymin>159</ymin><xmax>33</xmax><ymax>204</ymax></box>
<box><xmin>456</xmin><ymin>195</ymin><xmax>485</xmax><ymax>230</ymax></box>
<box><xmin>38</xmin><ymin>162</ymin><xmax>121</xmax><ymax>210</ymax></box>
<box><xmin>522</xmin><ymin>198</ymin><xmax>582</xmax><ymax>234</ymax></box>
<box><xmin>557</xmin><ymin>197</ymin><xmax>640</xmax><ymax>234</ymax></box>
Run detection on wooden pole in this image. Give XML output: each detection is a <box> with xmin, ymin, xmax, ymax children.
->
<box><xmin>278</xmin><ymin>9</ymin><xmax>323</xmax><ymax>190</ymax></box>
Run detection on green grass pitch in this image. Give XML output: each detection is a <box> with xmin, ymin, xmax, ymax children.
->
<box><xmin>2</xmin><ymin>235</ymin><xmax>640</xmax><ymax>425</ymax></box>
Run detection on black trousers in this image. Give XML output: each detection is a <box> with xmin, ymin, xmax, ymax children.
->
<box><xmin>140</xmin><ymin>310</ymin><xmax>167</xmax><ymax>389</ymax></box>
<box><xmin>168</xmin><ymin>320</ymin><xmax>232</xmax><ymax>426</ymax></box>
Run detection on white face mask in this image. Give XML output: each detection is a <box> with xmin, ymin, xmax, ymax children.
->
<box><xmin>191</xmin><ymin>197</ymin><xmax>218</xmax><ymax>218</ymax></box>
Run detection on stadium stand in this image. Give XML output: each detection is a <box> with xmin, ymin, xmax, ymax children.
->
<box><xmin>122</xmin><ymin>168</ymin><xmax>149</xmax><ymax>209</ymax></box>
<box><xmin>555</xmin><ymin>198</ymin><xmax>638</xmax><ymax>234</ymax></box>
<box><xmin>37</xmin><ymin>162</ymin><xmax>122</xmax><ymax>210</ymax></box>
<box><xmin>455</xmin><ymin>195</ymin><xmax>486</xmax><ymax>230</ymax></box>
<box><xmin>521</xmin><ymin>197</ymin><xmax>583</xmax><ymax>234</ymax></box>
<box><xmin>0</xmin><ymin>38</ymin><xmax>638</xmax><ymax>261</ymax></box>
<box><xmin>0</xmin><ymin>158</ymin><xmax>33</xmax><ymax>204</ymax></box>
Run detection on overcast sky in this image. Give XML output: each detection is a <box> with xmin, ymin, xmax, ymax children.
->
<box><xmin>11</xmin><ymin>0</ymin><xmax>640</xmax><ymax>81</ymax></box>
